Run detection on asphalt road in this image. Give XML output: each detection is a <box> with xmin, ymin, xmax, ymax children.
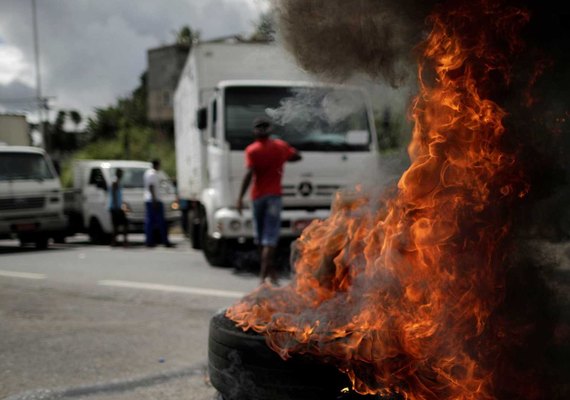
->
<box><xmin>2</xmin><ymin>229</ymin><xmax>569</xmax><ymax>400</ymax></box>
<box><xmin>0</xmin><ymin>233</ymin><xmax>278</xmax><ymax>400</ymax></box>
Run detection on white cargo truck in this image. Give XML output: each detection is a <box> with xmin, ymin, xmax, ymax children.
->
<box><xmin>0</xmin><ymin>145</ymin><xmax>66</xmax><ymax>248</ymax></box>
<box><xmin>174</xmin><ymin>42</ymin><xmax>380</xmax><ymax>266</ymax></box>
<box><xmin>65</xmin><ymin>160</ymin><xmax>180</xmax><ymax>243</ymax></box>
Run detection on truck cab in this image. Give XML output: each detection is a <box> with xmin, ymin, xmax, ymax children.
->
<box><xmin>0</xmin><ymin>145</ymin><xmax>66</xmax><ymax>248</ymax></box>
<box><xmin>182</xmin><ymin>81</ymin><xmax>379</xmax><ymax>266</ymax></box>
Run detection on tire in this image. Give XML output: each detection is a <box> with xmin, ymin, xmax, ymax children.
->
<box><xmin>34</xmin><ymin>236</ymin><xmax>49</xmax><ymax>249</ymax></box>
<box><xmin>88</xmin><ymin>218</ymin><xmax>109</xmax><ymax>245</ymax></box>
<box><xmin>208</xmin><ymin>310</ymin><xmax>357</xmax><ymax>400</ymax></box>
<box><xmin>53</xmin><ymin>234</ymin><xmax>66</xmax><ymax>244</ymax></box>
<box><xmin>200</xmin><ymin>210</ymin><xmax>230</xmax><ymax>267</ymax></box>
<box><xmin>189</xmin><ymin>210</ymin><xmax>202</xmax><ymax>250</ymax></box>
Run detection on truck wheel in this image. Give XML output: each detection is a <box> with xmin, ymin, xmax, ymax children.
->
<box><xmin>200</xmin><ymin>212</ymin><xmax>229</xmax><ymax>267</ymax></box>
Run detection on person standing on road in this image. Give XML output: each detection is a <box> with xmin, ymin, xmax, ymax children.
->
<box><xmin>143</xmin><ymin>159</ymin><xmax>173</xmax><ymax>248</ymax></box>
<box><xmin>109</xmin><ymin>168</ymin><xmax>128</xmax><ymax>247</ymax></box>
<box><xmin>236</xmin><ymin>117</ymin><xmax>302</xmax><ymax>286</ymax></box>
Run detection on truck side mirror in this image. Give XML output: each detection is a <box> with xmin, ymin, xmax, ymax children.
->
<box><xmin>196</xmin><ymin>107</ymin><xmax>207</xmax><ymax>130</ymax></box>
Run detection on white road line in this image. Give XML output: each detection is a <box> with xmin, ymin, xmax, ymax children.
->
<box><xmin>98</xmin><ymin>280</ymin><xmax>245</xmax><ymax>299</ymax></box>
<box><xmin>0</xmin><ymin>270</ymin><xmax>46</xmax><ymax>280</ymax></box>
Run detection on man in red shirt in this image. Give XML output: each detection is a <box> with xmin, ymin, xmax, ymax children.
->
<box><xmin>237</xmin><ymin>117</ymin><xmax>302</xmax><ymax>285</ymax></box>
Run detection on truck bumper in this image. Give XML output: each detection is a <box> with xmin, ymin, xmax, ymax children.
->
<box><xmin>211</xmin><ymin>207</ymin><xmax>330</xmax><ymax>240</ymax></box>
<box><xmin>0</xmin><ymin>213</ymin><xmax>67</xmax><ymax>239</ymax></box>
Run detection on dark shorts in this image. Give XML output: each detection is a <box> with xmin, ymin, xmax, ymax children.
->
<box><xmin>252</xmin><ymin>195</ymin><xmax>282</xmax><ymax>247</ymax></box>
<box><xmin>110</xmin><ymin>209</ymin><xmax>127</xmax><ymax>227</ymax></box>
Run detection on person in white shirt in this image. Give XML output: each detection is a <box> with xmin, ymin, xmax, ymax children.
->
<box><xmin>143</xmin><ymin>159</ymin><xmax>172</xmax><ymax>247</ymax></box>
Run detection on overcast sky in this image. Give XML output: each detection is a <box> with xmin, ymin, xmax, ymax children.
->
<box><xmin>0</xmin><ymin>0</ymin><xmax>268</xmax><ymax>123</ymax></box>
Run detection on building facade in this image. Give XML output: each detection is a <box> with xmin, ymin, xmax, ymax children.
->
<box><xmin>146</xmin><ymin>44</ymin><xmax>190</xmax><ymax>124</ymax></box>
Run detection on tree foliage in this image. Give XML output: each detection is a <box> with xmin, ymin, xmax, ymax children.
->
<box><xmin>175</xmin><ymin>25</ymin><xmax>199</xmax><ymax>46</ymax></box>
<box><xmin>61</xmin><ymin>71</ymin><xmax>175</xmax><ymax>187</ymax></box>
<box><xmin>46</xmin><ymin>109</ymin><xmax>85</xmax><ymax>153</ymax></box>
<box><xmin>250</xmin><ymin>12</ymin><xmax>276</xmax><ymax>42</ymax></box>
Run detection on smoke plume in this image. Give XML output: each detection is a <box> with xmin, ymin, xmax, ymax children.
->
<box><xmin>274</xmin><ymin>0</ymin><xmax>443</xmax><ymax>86</ymax></box>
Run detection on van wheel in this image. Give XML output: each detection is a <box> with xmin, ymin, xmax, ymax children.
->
<box><xmin>53</xmin><ymin>234</ymin><xmax>66</xmax><ymax>244</ymax></box>
<box><xmin>200</xmin><ymin>210</ymin><xmax>229</xmax><ymax>267</ymax></box>
<box><xmin>89</xmin><ymin>218</ymin><xmax>109</xmax><ymax>244</ymax></box>
<box><xmin>189</xmin><ymin>210</ymin><xmax>202</xmax><ymax>250</ymax></box>
<box><xmin>34</xmin><ymin>236</ymin><xmax>49</xmax><ymax>249</ymax></box>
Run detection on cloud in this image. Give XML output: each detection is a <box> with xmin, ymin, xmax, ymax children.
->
<box><xmin>0</xmin><ymin>44</ymin><xmax>34</xmax><ymax>85</ymax></box>
<box><xmin>0</xmin><ymin>0</ymin><xmax>264</xmax><ymax>121</ymax></box>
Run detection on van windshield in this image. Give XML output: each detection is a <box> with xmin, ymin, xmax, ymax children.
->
<box><xmin>225</xmin><ymin>86</ymin><xmax>371</xmax><ymax>151</ymax></box>
<box><xmin>0</xmin><ymin>152</ymin><xmax>55</xmax><ymax>181</ymax></box>
<box><xmin>109</xmin><ymin>167</ymin><xmax>146</xmax><ymax>188</ymax></box>
<box><xmin>109</xmin><ymin>167</ymin><xmax>175</xmax><ymax>193</ymax></box>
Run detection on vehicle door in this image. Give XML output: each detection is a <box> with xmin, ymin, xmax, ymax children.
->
<box><xmin>207</xmin><ymin>97</ymin><xmax>231</xmax><ymax>206</ymax></box>
<box><xmin>83</xmin><ymin>167</ymin><xmax>110</xmax><ymax>232</ymax></box>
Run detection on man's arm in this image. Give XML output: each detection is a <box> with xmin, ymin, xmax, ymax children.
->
<box><xmin>236</xmin><ymin>169</ymin><xmax>253</xmax><ymax>215</ymax></box>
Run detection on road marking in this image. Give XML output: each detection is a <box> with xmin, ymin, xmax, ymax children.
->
<box><xmin>98</xmin><ymin>280</ymin><xmax>245</xmax><ymax>299</ymax></box>
<box><xmin>0</xmin><ymin>270</ymin><xmax>46</xmax><ymax>280</ymax></box>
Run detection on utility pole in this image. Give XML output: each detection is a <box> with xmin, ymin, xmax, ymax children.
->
<box><xmin>31</xmin><ymin>0</ymin><xmax>45</xmax><ymax>149</ymax></box>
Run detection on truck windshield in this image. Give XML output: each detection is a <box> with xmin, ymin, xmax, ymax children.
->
<box><xmin>225</xmin><ymin>86</ymin><xmax>371</xmax><ymax>151</ymax></box>
<box><xmin>0</xmin><ymin>152</ymin><xmax>55</xmax><ymax>181</ymax></box>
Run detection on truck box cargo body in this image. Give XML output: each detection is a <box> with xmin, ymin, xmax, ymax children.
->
<box><xmin>66</xmin><ymin>160</ymin><xmax>180</xmax><ymax>243</ymax></box>
<box><xmin>174</xmin><ymin>42</ymin><xmax>380</xmax><ymax>266</ymax></box>
<box><xmin>0</xmin><ymin>114</ymin><xmax>30</xmax><ymax>146</ymax></box>
<box><xmin>0</xmin><ymin>145</ymin><xmax>66</xmax><ymax>248</ymax></box>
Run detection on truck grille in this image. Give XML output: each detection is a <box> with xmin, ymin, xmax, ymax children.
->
<box><xmin>0</xmin><ymin>197</ymin><xmax>46</xmax><ymax>211</ymax></box>
<box><xmin>282</xmin><ymin>184</ymin><xmax>342</xmax><ymax>197</ymax></box>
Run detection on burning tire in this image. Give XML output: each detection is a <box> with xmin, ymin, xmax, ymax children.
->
<box><xmin>208</xmin><ymin>310</ymin><xmax>358</xmax><ymax>400</ymax></box>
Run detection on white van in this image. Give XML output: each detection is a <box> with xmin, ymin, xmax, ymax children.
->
<box><xmin>67</xmin><ymin>160</ymin><xmax>180</xmax><ymax>243</ymax></box>
<box><xmin>0</xmin><ymin>145</ymin><xmax>67</xmax><ymax>248</ymax></box>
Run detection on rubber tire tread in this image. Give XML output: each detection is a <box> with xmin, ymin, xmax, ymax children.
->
<box><xmin>208</xmin><ymin>311</ymin><xmax>351</xmax><ymax>400</ymax></box>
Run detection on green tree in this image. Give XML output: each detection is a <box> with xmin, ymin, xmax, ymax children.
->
<box><xmin>69</xmin><ymin>110</ymin><xmax>82</xmax><ymax>130</ymax></box>
<box><xmin>62</xmin><ymin>72</ymin><xmax>175</xmax><ymax>187</ymax></box>
<box><xmin>47</xmin><ymin>110</ymin><xmax>81</xmax><ymax>153</ymax></box>
<box><xmin>85</xmin><ymin>106</ymin><xmax>122</xmax><ymax>141</ymax></box>
<box><xmin>85</xmin><ymin>73</ymin><xmax>147</xmax><ymax>142</ymax></box>
<box><xmin>250</xmin><ymin>12</ymin><xmax>275</xmax><ymax>42</ymax></box>
<box><xmin>175</xmin><ymin>25</ymin><xmax>199</xmax><ymax>46</ymax></box>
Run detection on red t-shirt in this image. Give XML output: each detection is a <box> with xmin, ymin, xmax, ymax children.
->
<box><xmin>245</xmin><ymin>138</ymin><xmax>297</xmax><ymax>200</ymax></box>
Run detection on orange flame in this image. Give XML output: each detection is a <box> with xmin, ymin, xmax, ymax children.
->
<box><xmin>227</xmin><ymin>1</ymin><xmax>538</xmax><ymax>399</ymax></box>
